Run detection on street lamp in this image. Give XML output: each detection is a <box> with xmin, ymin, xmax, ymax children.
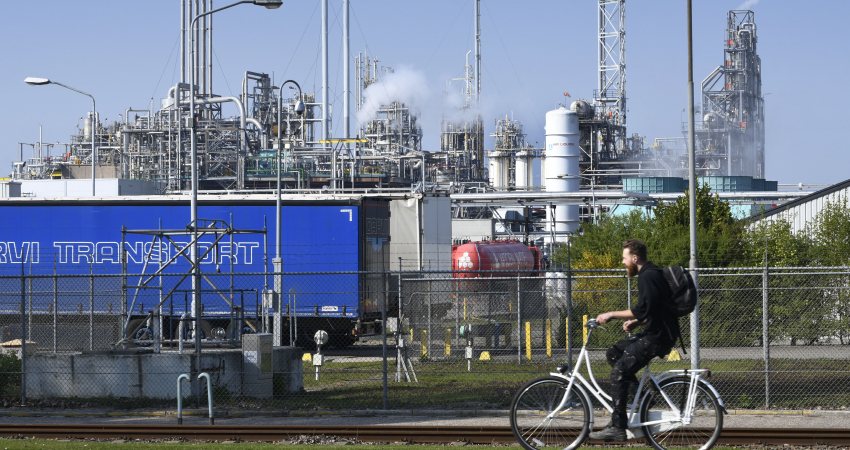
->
<box><xmin>275</xmin><ymin>79</ymin><xmax>304</xmax><ymax>346</ymax></box>
<box><xmin>187</xmin><ymin>0</ymin><xmax>283</xmax><ymax>359</ymax></box>
<box><xmin>24</xmin><ymin>77</ymin><xmax>97</xmax><ymax>196</ymax></box>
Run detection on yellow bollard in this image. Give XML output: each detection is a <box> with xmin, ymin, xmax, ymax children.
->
<box><xmin>421</xmin><ymin>329</ymin><xmax>428</xmax><ymax>358</ymax></box>
<box><xmin>582</xmin><ymin>315</ymin><xmax>588</xmax><ymax>345</ymax></box>
<box><xmin>525</xmin><ymin>321</ymin><xmax>532</xmax><ymax>361</ymax></box>
<box><xmin>545</xmin><ymin>319</ymin><xmax>552</xmax><ymax>358</ymax></box>
<box><xmin>445</xmin><ymin>328</ymin><xmax>452</xmax><ymax>356</ymax></box>
<box><xmin>566</xmin><ymin>317</ymin><xmax>570</xmax><ymax>352</ymax></box>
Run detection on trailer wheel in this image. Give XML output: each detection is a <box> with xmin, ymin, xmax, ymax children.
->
<box><xmin>171</xmin><ymin>319</ymin><xmax>213</xmax><ymax>341</ymax></box>
<box><xmin>126</xmin><ymin>319</ymin><xmax>153</xmax><ymax>347</ymax></box>
<box><xmin>227</xmin><ymin>318</ymin><xmax>259</xmax><ymax>337</ymax></box>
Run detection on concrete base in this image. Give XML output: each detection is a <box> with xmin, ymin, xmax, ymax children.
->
<box><xmin>25</xmin><ymin>346</ymin><xmax>303</xmax><ymax>400</ymax></box>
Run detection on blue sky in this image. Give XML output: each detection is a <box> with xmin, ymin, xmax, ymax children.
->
<box><xmin>2</xmin><ymin>0</ymin><xmax>848</xmax><ymax>186</ymax></box>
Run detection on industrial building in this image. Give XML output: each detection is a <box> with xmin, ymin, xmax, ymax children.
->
<box><xmin>7</xmin><ymin>1</ymin><xmax>784</xmax><ymax>244</ymax></box>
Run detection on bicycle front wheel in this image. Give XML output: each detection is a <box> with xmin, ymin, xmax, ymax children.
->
<box><xmin>639</xmin><ymin>375</ymin><xmax>723</xmax><ymax>450</ymax></box>
<box><xmin>510</xmin><ymin>376</ymin><xmax>591</xmax><ymax>450</ymax></box>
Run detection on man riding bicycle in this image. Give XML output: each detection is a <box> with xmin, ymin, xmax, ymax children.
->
<box><xmin>588</xmin><ymin>239</ymin><xmax>680</xmax><ymax>442</ymax></box>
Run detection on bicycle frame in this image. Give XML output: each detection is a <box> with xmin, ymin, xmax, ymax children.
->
<box><xmin>545</xmin><ymin>324</ymin><xmax>712</xmax><ymax>439</ymax></box>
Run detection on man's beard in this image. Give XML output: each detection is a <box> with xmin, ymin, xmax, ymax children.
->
<box><xmin>625</xmin><ymin>263</ymin><xmax>638</xmax><ymax>277</ymax></box>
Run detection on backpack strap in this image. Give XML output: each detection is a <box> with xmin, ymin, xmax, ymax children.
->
<box><xmin>662</xmin><ymin>317</ymin><xmax>688</xmax><ymax>355</ymax></box>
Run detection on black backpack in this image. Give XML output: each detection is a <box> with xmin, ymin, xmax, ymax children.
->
<box><xmin>662</xmin><ymin>266</ymin><xmax>697</xmax><ymax>317</ymax></box>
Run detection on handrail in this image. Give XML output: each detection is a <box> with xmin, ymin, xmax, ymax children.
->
<box><xmin>176</xmin><ymin>373</ymin><xmax>190</xmax><ymax>425</ymax></box>
<box><xmin>198</xmin><ymin>372</ymin><xmax>214</xmax><ymax>425</ymax></box>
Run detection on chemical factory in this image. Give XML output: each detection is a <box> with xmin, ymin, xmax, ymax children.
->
<box><xmin>0</xmin><ymin>1</ymin><xmax>811</xmax><ymax>399</ymax></box>
<box><xmin>0</xmin><ymin>0</ymin><xmax>801</xmax><ymax>339</ymax></box>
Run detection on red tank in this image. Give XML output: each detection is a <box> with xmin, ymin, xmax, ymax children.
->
<box><xmin>452</xmin><ymin>240</ymin><xmax>542</xmax><ymax>278</ymax></box>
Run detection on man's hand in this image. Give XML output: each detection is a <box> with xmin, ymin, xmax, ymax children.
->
<box><xmin>596</xmin><ymin>312</ymin><xmax>613</xmax><ymax>324</ymax></box>
<box><xmin>623</xmin><ymin>319</ymin><xmax>640</xmax><ymax>332</ymax></box>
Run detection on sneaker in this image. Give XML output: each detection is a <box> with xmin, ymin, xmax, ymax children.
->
<box><xmin>588</xmin><ymin>425</ymin><xmax>627</xmax><ymax>442</ymax></box>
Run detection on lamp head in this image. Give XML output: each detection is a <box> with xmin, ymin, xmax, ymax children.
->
<box><xmin>253</xmin><ymin>0</ymin><xmax>282</xmax><ymax>9</ymax></box>
<box><xmin>24</xmin><ymin>77</ymin><xmax>51</xmax><ymax>86</ymax></box>
<box><xmin>294</xmin><ymin>100</ymin><xmax>306</xmax><ymax>115</ymax></box>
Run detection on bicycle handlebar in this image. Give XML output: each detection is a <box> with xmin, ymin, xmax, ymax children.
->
<box><xmin>586</xmin><ymin>318</ymin><xmax>599</xmax><ymax>329</ymax></box>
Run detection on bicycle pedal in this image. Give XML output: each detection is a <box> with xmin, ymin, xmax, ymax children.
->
<box><xmin>556</xmin><ymin>365</ymin><xmax>571</xmax><ymax>374</ymax></box>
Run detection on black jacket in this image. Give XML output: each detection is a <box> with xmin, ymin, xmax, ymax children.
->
<box><xmin>630</xmin><ymin>262</ymin><xmax>679</xmax><ymax>347</ymax></box>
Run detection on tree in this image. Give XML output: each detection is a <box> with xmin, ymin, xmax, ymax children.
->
<box><xmin>742</xmin><ymin>219</ymin><xmax>817</xmax><ymax>345</ymax></box>
<box><xmin>806</xmin><ymin>199</ymin><xmax>850</xmax><ymax>344</ymax></box>
<box><xmin>553</xmin><ymin>184</ymin><xmax>755</xmax><ymax>346</ymax></box>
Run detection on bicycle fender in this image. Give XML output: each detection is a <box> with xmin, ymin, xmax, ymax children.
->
<box><xmin>697</xmin><ymin>379</ymin><xmax>727</xmax><ymax>414</ymax></box>
<box><xmin>656</xmin><ymin>373</ymin><xmax>727</xmax><ymax>414</ymax></box>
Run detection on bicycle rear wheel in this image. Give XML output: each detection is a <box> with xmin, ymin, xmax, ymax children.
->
<box><xmin>510</xmin><ymin>376</ymin><xmax>591</xmax><ymax>450</ymax></box>
<box><xmin>639</xmin><ymin>375</ymin><xmax>723</xmax><ymax>450</ymax></box>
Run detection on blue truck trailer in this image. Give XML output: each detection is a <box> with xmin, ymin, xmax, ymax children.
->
<box><xmin>0</xmin><ymin>195</ymin><xmax>390</xmax><ymax>348</ymax></box>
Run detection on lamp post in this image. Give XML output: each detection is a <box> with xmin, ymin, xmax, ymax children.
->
<box><xmin>24</xmin><ymin>77</ymin><xmax>96</xmax><ymax>196</ymax></box>
<box><xmin>686</xmin><ymin>0</ymin><xmax>700</xmax><ymax>369</ymax></box>
<box><xmin>188</xmin><ymin>0</ymin><xmax>282</xmax><ymax>359</ymax></box>
<box><xmin>275</xmin><ymin>79</ymin><xmax>304</xmax><ymax>346</ymax></box>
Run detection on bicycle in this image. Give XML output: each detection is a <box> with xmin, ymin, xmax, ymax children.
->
<box><xmin>510</xmin><ymin>318</ymin><xmax>726</xmax><ymax>450</ymax></box>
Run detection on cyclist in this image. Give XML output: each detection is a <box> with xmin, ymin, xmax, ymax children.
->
<box><xmin>588</xmin><ymin>239</ymin><xmax>679</xmax><ymax>442</ymax></box>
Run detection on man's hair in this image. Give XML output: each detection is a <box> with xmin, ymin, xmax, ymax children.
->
<box><xmin>623</xmin><ymin>239</ymin><xmax>648</xmax><ymax>262</ymax></box>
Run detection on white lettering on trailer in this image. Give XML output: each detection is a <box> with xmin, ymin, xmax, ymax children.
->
<box><xmin>340</xmin><ymin>208</ymin><xmax>353</xmax><ymax>222</ymax></box>
<box><xmin>0</xmin><ymin>242</ymin><xmax>40</xmax><ymax>264</ymax></box>
<box><xmin>46</xmin><ymin>241</ymin><xmax>262</xmax><ymax>265</ymax></box>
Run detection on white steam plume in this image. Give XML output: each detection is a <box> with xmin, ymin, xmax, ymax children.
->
<box><xmin>356</xmin><ymin>66</ymin><xmax>430</xmax><ymax>125</ymax></box>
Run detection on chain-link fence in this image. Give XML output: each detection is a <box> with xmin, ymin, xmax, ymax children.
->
<box><xmin>1</xmin><ymin>267</ymin><xmax>849</xmax><ymax>411</ymax></box>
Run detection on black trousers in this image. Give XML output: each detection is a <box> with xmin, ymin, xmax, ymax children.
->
<box><xmin>605</xmin><ymin>334</ymin><xmax>671</xmax><ymax>428</ymax></box>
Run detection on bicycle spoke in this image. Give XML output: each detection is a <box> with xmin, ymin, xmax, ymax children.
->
<box><xmin>640</xmin><ymin>377</ymin><xmax>723</xmax><ymax>450</ymax></box>
<box><xmin>510</xmin><ymin>377</ymin><xmax>590</xmax><ymax>450</ymax></box>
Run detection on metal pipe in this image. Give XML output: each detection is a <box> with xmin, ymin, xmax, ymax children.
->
<box><xmin>198</xmin><ymin>372</ymin><xmax>214</xmax><ymax>425</ymax></box>
<box><xmin>176</xmin><ymin>373</ymin><xmax>190</xmax><ymax>424</ymax></box>
<box><xmin>207</xmin><ymin>0</ymin><xmax>213</xmax><ymax>96</ymax></box>
<box><xmin>201</xmin><ymin>0</ymin><xmax>207</xmax><ymax>97</ymax></box>
<box><xmin>181</xmin><ymin>1</ymin><xmax>187</xmax><ymax>86</ymax></box>
<box><xmin>185</xmin><ymin>95</ymin><xmax>248</xmax><ymax>157</ymax></box>
<box><xmin>321</xmin><ymin>0</ymin><xmax>329</xmax><ymax>147</ymax></box>
<box><xmin>178</xmin><ymin>313</ymin><xmax>189</xmax><ymax>352</ymax></box>
<box><xmin>474</xmin><ymin>0</ymin><xmax>480</xmax><ymax>101</ymax></box>
<box><xmin>246</xmin><ymin>117</ymin><xmax>266</xmax><ymax>148</ymax></box>
<box><xmin>343</xmin><ymin>0</ymin><xmax>350</xmax><ymax>141</ymax></box>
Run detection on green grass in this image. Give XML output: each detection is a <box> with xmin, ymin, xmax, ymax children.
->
<box><xmin>3</xmin><ymin>357</ymin><xmax>849</xmax><ymax>410</ymax></box>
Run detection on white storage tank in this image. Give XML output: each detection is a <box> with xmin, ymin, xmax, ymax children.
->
<box><xmin>488</xmin><ymin>150</ymin><xmax>510</xmax><ymax>190</ymax></box>
<box><xmin>515</xmin><ymin>150</ymin><xmax>535</xmax><ymax>190</ymax></box>
<box><xmin>543</xmin><ymin>106</ymin><xmax>580</xmax><ymax>240</ymax></box>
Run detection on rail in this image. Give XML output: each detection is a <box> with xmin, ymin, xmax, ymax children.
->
<box><xmin>0</xmin><ymin>425</ymin><xmax>848</xmax><ymax>445</ymax></box>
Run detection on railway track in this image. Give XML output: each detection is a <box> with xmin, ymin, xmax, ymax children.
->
<box><xmin>2</xmin><ymin>424</ymin><xmax>849</xmax><ymax>446</ymax></box>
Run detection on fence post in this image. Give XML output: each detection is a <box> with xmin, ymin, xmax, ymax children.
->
<box><xmin>381</xmin><ymin>270</ymin><xmax>389</xmax><ymax>409</ymax></box>
<box><xmin>427</xmin><ymin>286</ymin><xmax>432</xmax><ymax>360</ymax></box>
<box><xmin>762</xmin><ymin>265</ymin><xmax>770</xmax><ymax>409</ymax></box>
<box><xmin>566</xmin><ymin>245</ymin><xmax>574</xmax><ymax>368</ymax></box>
<box><xmin>89</xmin><ymin>264</ymin><xmax>95</xmax><ymax>351</ymax></box>
<box><xmin>516</xmin><ymin>275</ymin><xmax>521</xmax><ymax>364</ymax></box>
<box><xmin>53</xmin><ymin>264</ymin><xmax>58</xmax><ymax>353</ymax></box>
<box><xmin>20</xmin><ymin>263</ymin><xmax>27</xmax><ymax>405</ymax></box>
